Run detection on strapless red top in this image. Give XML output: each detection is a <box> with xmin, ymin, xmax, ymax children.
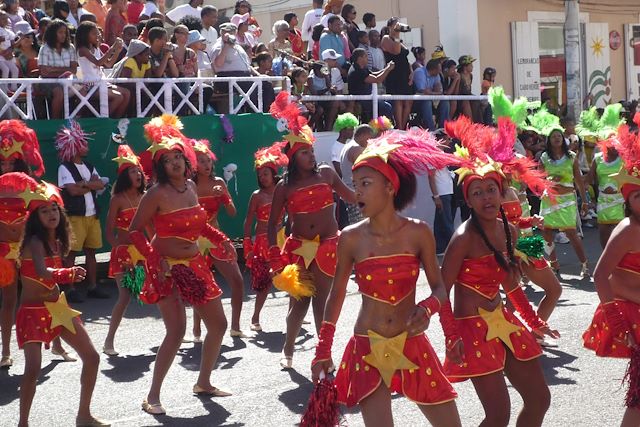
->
<box><xmin>501</xmin><ymin>200</ymin><xmax>521</xmax><ymax>224</ymax></box>
<box><xmin>199</xmin><ymin>195</ymin><xmax>231</xmax><ymax>222</ymax></box>
<box><xmin>456</xmin><ymin>254</ymin><xmax>508</xmax><ymax>300</ymax></box>
<box><xmin>257</xmin><ymin>203</ymin><xmax>272</xmax><ymax>222</ymax></box>
<box><xmin>0</xmin><ymin>197</ymin><xmax>27</xmax><ymax>225</ymax></box>
<box><xmin>354</xmin><ymin>254</ymin><xmax>420</xmax><ymax>305</ymax></box>
<box><xmin>20</xmin><ymin>256</ymin><xmax>63</xmax><ymax>290</ymax></box>
<box><xmin>287</xmin><ymin>183</ymin><xmax>333</xmax><ymax>215</ymax></box>
<box><xmin>154</xmin><ymin>205</ymin><xmax>207</xmax><ymax>242</ymax></box>
<box><xmin>618</xmin><ymin>252</ymin><xmax>640</xmax><ymax>275</ymax></box>
<box><xmin>116</xmin><ymin>207</ymin><xmax>136</xmax><ymax>231</ymax></box>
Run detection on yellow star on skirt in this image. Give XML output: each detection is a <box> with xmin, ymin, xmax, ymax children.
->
<box><xmin>197</xmin><ymin>236</ymin><xmax>215</xmax><ymax>256</ymax></box>
<box><xmin>292</xmin><ymin>235</ymin><xmax>320</xmax><ymax>269</ymax></box>
<box><xmin>362</xmin><ymin>330</ymin><xmax>418</xmax><ymax>388</ymax></box>
<box><xmin>478</xmin><ymin>305</ymin><xmax>521</xmax><ymax>353</ymax></box>
<box><xmin>127</xmin><ymin>245</ymin><xmax>146</xmax><ymax>266</ymax></box>
<box><xmin>44</xmin><ymin>293</ymin><xmax>82</xmax><ymax>334</ymax></box>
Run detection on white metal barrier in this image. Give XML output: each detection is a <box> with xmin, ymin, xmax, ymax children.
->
<box><xmin>0</xmin><ymin>78</ymin><xmax>487</xmax><ymax>120</ymax></box>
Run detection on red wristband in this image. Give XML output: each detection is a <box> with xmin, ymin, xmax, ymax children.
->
<box><xmin>418</xmin><ymin>295</ymin><xmax>441</xmax><ymax>318</ymax></box>
<box><xmin>439</xmin><ymin>300</ymin><xmax>461</xmax><ymax>349</ymax></box>
<box><xmin>312</xmin><ymin>321</ymin><xmax>336</xmax><ymax>366</ymax></box>
<box><xmin>507</xmin><ymin>286</ymin><xmax>547</xmax><ymax>330</ymax></box>
<box><xmin>52</xmin><ymin>268</ymin><xmax>76</xmax><ymax>284</ymax></box>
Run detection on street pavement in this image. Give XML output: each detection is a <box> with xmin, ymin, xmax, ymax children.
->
<box><xmin>0</xmin><ymin>226</ymin><xmax>631</xmax><ymax>426</ymax></box>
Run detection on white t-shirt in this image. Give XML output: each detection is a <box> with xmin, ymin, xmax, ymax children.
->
<box><xmin>0</xmin><ymin>27</ymin><xmax>15</xmax><ymax>51</ymax></box>
<box><xmin>433</xmin><ymin>168</ymin><xmax>454</xmax><ymax>196</ymax></box>
<box><xmin>331</xmin><ymin>140</ymin><xmax>345</xmax><ymax>164</ymax></box>
<box><xmin>166</xmin><ymin>3</ymin><xmax>201</xmax><ymax>23</ymax></box>
<box><xmin>196</xmin><ymin>50</ymin><xmax>213</xmax><ymax>76</ymax></box>
<box><xmin>201</xmin><ymin>26</ymin><xmax>218</xmax><ymax>57</ymax></box>
<box><xmin>301</xmin><ymin>8</ymin><xmax>323</xmax><ymax>42</ymax></box>
<box><xmin>210</xmin><ymin>38</ymin><xmax>251</xmax><ymax>73</ymax></box>
<box><xmin>140</xmin><ymin>1</ymin><xmax>159</xmax><ymax>18</ymax></box>
<box><xmin>339</xmin><ymin>139</ymin><xmax>360</xmax><ymax>190</ymax></box>
<box><xmin>58</xmin><ymin>162</ymin><xmax>100</xmax><ymax>216</ymax></box>
<box><xmin>77</xmin><ymin>48</ymin><xmax>103</xmax><ymax>80</ymax></box>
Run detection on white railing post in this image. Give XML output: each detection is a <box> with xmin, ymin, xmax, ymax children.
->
<box><xmin>99</xmin><ymin>81</ymin><xmax>109</xmax><ymax>117</ymax></box>
<box><xmin>63</xmin><ymin>81</ymin><xmax>70</xmax><ymax>119</ymax></box>
<box><xmin>371</xmin><ymin>83</ymin><xmax>379</xmax><ymax>119</ymax></box>
<box><xmin>26</xmin><ymin>83</ymin><xmax>33</xmax><ymax>119</ymax></box>
<box><xmin>136</xmin><ymin>82</ymin><xmax>142</xmax><ymax>117</ymax></box>
<box><xmin>228</xmin><ymin>80</ymin><xmax>234</xmax><ymax>114</ymax></box>
<box><xmin>163</xmin><ymin>81</ymin><xmax>172</xmax><ymax>114</ymax></box>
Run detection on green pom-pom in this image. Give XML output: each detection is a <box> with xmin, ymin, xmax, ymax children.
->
<box><xmin>516</xmin><ymin>234</ymin><xmax>546</xmax><ymax>259</ymax></box>
<box><xmin>121</xmin><ymin>264</ymin><xmax>146</xmax><ymax>305</ymax></box>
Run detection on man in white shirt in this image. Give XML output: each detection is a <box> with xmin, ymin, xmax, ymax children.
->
<box><xmin>340</xmin><ymin>124</ymin><xmax>374</xmax><ymax>224</ymax></box>
<box><xmin>165</xmin><ymin>0</ymin><xmax>203</xmax><ymax>26</ymax></box>
<box><xmin>301</xmin><ymin>0</ymin><xmax>323</xmax><ymax>45</ymax></box>
<box><xmin>200</xmin><ymin>5</ymin><xmax>218</xmax><ymax>57</ymax></box>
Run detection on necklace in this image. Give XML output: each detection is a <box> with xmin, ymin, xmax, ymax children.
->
<box><xmin>169</xmin><ymin>181</ymin><xmax>188</xmax><ymax>193</ymax></box>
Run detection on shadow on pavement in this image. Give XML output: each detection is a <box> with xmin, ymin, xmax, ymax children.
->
<box><xmin>144</xmin><ymin>399</ymin><xmax>240</xmax><ymax>426</ymax></box>
<box><xmin>0</xmin><ymin>360</ymin><xmax>61</xmax><ymax>406</ymax></box>
<box><xmin>541</xmin><ymin>347</ymin><xmax>579</xmax><ymax>386</ymax></box>
<box><xmin>278</xmin><ymin>369</ymin><xmax>313</xmax><ymax>415</ymax></box>
<box><xmin>101</xmin><ymin>353</ymin><xmax>154</xmax><ymax>382</ymax></box>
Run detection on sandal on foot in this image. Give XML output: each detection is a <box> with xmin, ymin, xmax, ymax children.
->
<box><xmin>250</xmin><ymin>323</ymin><xmax>262</xmax><ymax>332</ymax></box>
<box><xmin>193</xmin><ymin>384</ymin><xmax>232</xmax><ymax>397</ymax></box>
<box><xmin>141</xmin><ymin>399</ymin><xmax>166</xmax><ymax>415</ymax></box>
<box><xmin>102</xmin><ymin>347</ymin><xmax>119</xmax><ymax>356</ymax></box>
<box><xmin>76</xmin><ymin>416</ymin><xmax>111</xmax><ymax>426</ymax></box>
<box><xmin>193</xmin><ymin>335</ymin><xmax>202</xmax><ymax>343</ymax></box>
<box><xmin>279</xmin><ymin>355</ymin><xmax>293</xmax><ymax>370</ymax></box>
<box><xmin>0</xmin><ymin>356</ymin><xmax>13</xmax><ymax>368</ymax></box>
<box><xmin>52</xmin><ymin>349</ymin><xmax>77</xmax><ymax>362</ymax></box>
<box><xmin>230</xmin><ymin>329</ymin><xmax>250</xmax><ymax>338</ymax></box>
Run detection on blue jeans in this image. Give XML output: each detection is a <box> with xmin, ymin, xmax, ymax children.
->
<box><xmin>420</xmin><ymin>100</ymin><xmax>450</xmax><ymax>130</ymax></box>
<box><xmin>434</xmin><ymin>194</ymin><xmax>454</xmax><ymax>253</ymax></box>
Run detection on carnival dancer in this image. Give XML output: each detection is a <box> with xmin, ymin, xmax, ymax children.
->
<box><xmin>10</xmin><ymin>174</ymin><xmax>108</xmax><ymax>427</ymax></box>
<box><xmin>441</xmin><ymin>116</ymin><xmax>560</xmax><ymax>426</ymax></box>
<box><xmin>243</xmin><ymin>146</ymin><xmax>287</xmax><ymax>331</ymax></box>
<box><xmin>130</xmin><ymin>116</ymin><xmax>233</xmax><ymax>415</ymax></box>
<box><xmin>583</xmin><ymin>112</ymin><xmax>640</xmax><ymax>426</ymax></box>
<box><xmin>523</xmin><ymin>106</ymin><xmax>589</xmax><ymax>277</ymax></box>
<box><xmin>267</xmin><ymin>92</ymin><xmax>356</xmax><ymax>369</ymax></box>
<box><xmin>0</xmin><ymin>120</ymin><xmax>45</xmax><ymax>369</ymax></box>
<box><xmin>578</xmin><ymin>104</ymin><xmax>626</xmax><ymax>247</ymax></box>
<box><xmin>310</xmin><ymin>129</ymin><xmax>462</xmax><ymax>426</ymax></box>
<box><xmin>191</xmin><ymin>138</ymin><xmax>247</xmax><ymax>339</ymax></box>
<box><xmin>102</xmin><ymin>145</ymin><xmax>146</xmax><ymax>356</ymax></box>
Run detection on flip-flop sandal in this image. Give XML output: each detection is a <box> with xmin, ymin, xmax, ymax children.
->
<box><xmin>51</xmin><ymin>349</ymin><xmax>78</xmax><ymax>362</ymax></box>
<box><xmin>141</xmin><ymin>399</ymin><xmax>166</xmax><ymax>415</ymax></box>
<box><xmin>102</xmin><ymin>347</ymin><xmax>119</xmax><ymax>356</ymax></box>
<box><xmin>192</xmin><ymin>384</ymin><xmax>232</xmax><ymax>397</ymax></box>
<box><xmin>0</xmin><ymin>356</ymin><xmax>13</xmax><ymax>368</ymax></box>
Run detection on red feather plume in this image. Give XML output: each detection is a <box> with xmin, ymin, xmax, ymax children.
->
<box><xmin>0</xmin><ymin>171</ymin><xmax>38</xmax><ymax>194</ymax></box>
<box><xmin>269</xmin><ymin>91</ymin><xmax>310</xmax><ymax>135</ymax></box>
<box><xmin>615</xmin><ymin>112</ymin><xmax>640</xmax><ymax>174</ymax></box>
<box><xmin>0</xmin><ymin>120</ymin><xmax>44</xmax><ymax>176</ymax></box>
<box><xmin>254</xmin><ymin>144</ymin><xmax>288</xmax><ymax>169</ymax></box>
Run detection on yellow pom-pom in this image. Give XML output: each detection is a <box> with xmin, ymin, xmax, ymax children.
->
<box><xmin>273</xmin><ymin>264</ymin><xmax>315</xmax><ymax>300</ymax></box>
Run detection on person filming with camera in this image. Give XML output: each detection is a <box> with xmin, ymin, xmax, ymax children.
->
<box><xmin>148</xmin><ymin>27</ymin><xmax>179</xmax><ymax>78</ymax></box>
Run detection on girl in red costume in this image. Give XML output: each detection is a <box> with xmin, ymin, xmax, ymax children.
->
<box><xmin>243</xmin><ymin>146</ymin><xmax>287</xmax><ymax>331</ymax></box>
<box><xmin>583</xmin><ymin>113</ymin><xmax>640</xmax><ymax>426</ymax></box>
<box><xmin>191</xmin><ymin>139</ymin><xmax>247</xmax><ymax>339</ymax></box>
<box><xmin>267</xmin><ymin>92</ymin><xmax>356</xmax><ymax>369</ymax></box>
<box><xmin>311</xmin><ymin>129</ymin><xmax>462</xmax><ymax>426</ymax></box>
<box><xmin>130</xmin><ymin>116</ymin><xmax>234</xmax><ymax>415</ymax></box>
<box><xmin>441</xmin><ymin>116</ymin><xmax>559</xmax><ymax>426</ymax></box>
<box><xmin>11</xmin><ymin>174</ymin><xmax>107</xmax><ymax>427</ymax></box>
<box><xmin>102</xmin><ymin>145</ymin><xmax>146</xmax><ymax>356</ymax></box>
<box><xmin>0</xmin><ymin>120</ymin><xmax>46</xmax><ymax>369</ymax></box>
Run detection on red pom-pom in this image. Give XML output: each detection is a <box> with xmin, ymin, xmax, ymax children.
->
<box><xmin>250</xmin><ymin>259</ymin><xmax>271</xmax><ymax>292</ymax></box>
<box><xmin>0</xmin><ymin>257</ymin><xmax>16</xmax><ymax>287</ymax></box>
<box><xmin>171</xmin><ymin>264</ymin><xmax>213</xmax><ymax>305</ymax></box>
<box><xmin>625</xmin><ymin>346</ymin><xmax>640</xmax><ymax>408</ymax></box>
<box><xmin>300</xmin><ymin>377</ymin><xmax>342</xmax><ymax>427</ymax></box>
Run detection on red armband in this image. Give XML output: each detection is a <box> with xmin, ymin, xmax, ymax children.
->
<box><xmin>52</xmin><ymin>268</ymin><xmax>76</xmax><ymax>284</ymax></box>
<box><xmin>202</xmin><ymin>224</ymin><xmax>231</xmax><ymax>246</ymax></box>
<box><xmin>507</xmin><ymin>285</ymin><xmax>547</xmax><ymax>331</ymax></box>
<box><xmin>268</xmin><ymin>245</ymin><xmax>288</xmax><ymax>273</ymax></box>
<box><xmin>603</xmin><ymin>301</ymin><xmax>631</xmax><ymax>339</ymax></box>
<box><xmin>312</xmin><ymin>321</ymin><xmax>336</xmax><ymax>367</ymax></box>
<box><xmin>439</xmin><ymin>300</ymin><xmax>462</xmax><ymax>351</ymax></box>
<box><xmin>518</xmin><ymin>217</ymin><xmax>534</xmax><ymax>229</ymax></box>
<box><xmin>418</xmin><ymin>295</ymin><xmax>441</xmax><ymax>318</ymax></box>
<box><xmin>129</xmin><ymin>230</ymin><xmax>153</xmax><ymax>258</ymax></box>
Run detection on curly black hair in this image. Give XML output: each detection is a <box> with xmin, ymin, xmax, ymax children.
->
<box><xmin>113</xmin><ymin>166</ymin><xmax>146</xmax><ymax>195</ymax></box>
<box><xmin>44</xmin><ymin>18</ymin><xmax>71</xmax><ymax>49</ymax></box>
<box><xmin>20</xmin><ymin>204</ymin><xmax>72</xmax><ymax>257</ymax></box>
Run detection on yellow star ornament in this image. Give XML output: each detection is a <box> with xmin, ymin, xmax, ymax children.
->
<box><xmin>478</xmin><ymin>305</ymin><xmax>522</xmax><ymax>353</ymax></box>
<box><xmin>17</xmin><ymin>188</ymin><xmax>48</xmax><ymax>208</ymax></box>
<box><xmin>292</xmin><ymin>235</ymin><xmax>320</xmax><ymax>269</ymax></box>
<box><xmin>0</xmin><ymin>139</ymin><xmax>24</xmax><ymax>158</ymax></box>
<box><xmin>362</xmin><ymin>330</ymin><xmax>418</xmax><ymax>388</ymax></box>
<box><xmin>112</xmin><ymin>154</ymin><xmax>138</xmax><ymax>169</ymax></box>
<box><xmin>44</xmin><ymin>293</ymin><xmax>82</xmax><ymax>334</ymax></box>
<box><xmin>355</xmin><ymin>142</ymin><xmax>402</xmax><ymax>164</ymax></box>
<box><xmin>127</xmin><ymin>245</ymin><xmax>146</xmax><ymax>266</ymax></box>
<box><xmin>197</xmin><ymin>236</ymin><xmax>215</xmax><ymax>256</ymax></box>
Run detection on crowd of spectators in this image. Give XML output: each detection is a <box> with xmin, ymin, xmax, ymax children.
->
<box><xmin>1</xmin><ymin>0</ymin><xmax>497</xmax><ymax>126</ymax></box>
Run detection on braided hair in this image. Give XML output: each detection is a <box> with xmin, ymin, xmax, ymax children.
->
<box><xmin>470</xmin><ymin>205</ymin><xmax>517</xmax><ymax>271</ymax></box>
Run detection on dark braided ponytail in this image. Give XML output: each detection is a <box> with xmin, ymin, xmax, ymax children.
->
<box><xmin>499</xmin><ymin>205</ymin><xmax>518</xmax><ymax>270</ymax></box>
<box><xmin>470</xmin><ymin>209</ymin><xmax>509</xmax><ymax>270</ymax></box>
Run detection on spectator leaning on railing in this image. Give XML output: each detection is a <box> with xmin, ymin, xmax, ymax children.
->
<box><xmin>414</xmin><ymin>58</ymin><xmax>448</xmax><ymax>131</ymax></box>
<box><xmin>347</xmin><ymin>47</ymin><xmax>393</xmax><ymax>121</ymax></box>
<box><xmin>148</xmin><ymin>26</ymin><xmax>178</xmax><ymax>78</ymax></box>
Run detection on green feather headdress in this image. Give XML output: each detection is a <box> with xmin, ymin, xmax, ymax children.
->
<box><xmin>333</xmin><ymin>113</ymin><xmax>359</xmax><ymax>132</ymax></box>
<box><xmin>521</xmin><ymin>104</ymin><xmax>565</xmax><ymax>137</ymax></box>
<box><xmin>575</xmin><ymin>104</ymin><xmax>625</xmax><ymax>141</ymax></box>
<box><xmin>488</xmin><ymin>86</ymin><xmax>540</xmax><ymax>129</ymax></box>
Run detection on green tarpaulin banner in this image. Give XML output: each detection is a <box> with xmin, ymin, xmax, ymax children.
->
<box><xmin>26</xmin><ymin>114</ymin><xmax>282</xmax><ymax>249</ymax></box>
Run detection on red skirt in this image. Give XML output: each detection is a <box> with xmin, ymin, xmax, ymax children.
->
<box><xmin>250</xmin><ymin>234</ymin><xmax>271</xmax><ymax>292</ymax></box>
<box><xmin>335</xmin><ymin>334</ymin><xmax>457</xmax><ymax>407</ymax></box>
<box><xmin>198</xmin><ymin>231</ymin><xmax>236</xmax><ymax>265</ymax></box>
<box><xmin>108</xmin><ymin>245</ymin><xmax>135</xmax><ymax>278</ymax></box>
<box><xmin>444</xmin><ymin>306</ymin><xmax>542</xmax><ymax>382</ymax></box>
<box><xmin>15</xmin><ymin>304</ymin><xmax>62</xmax><ymax>349</ymax></box>
<box><xmin>140</xmin><ymin>253</ymin><xmax>222</xmax><ymax>305</ymax></box>
<box><xmin>583</xmin><ymin>300</ymin><xmax>640</xmax><ymax>358</ymax></box>
<box><xmin>282</xmin><ymin>235</ymin><xmax>338</xmax><ymax>277</ymax></box>
<box><xmin>530</xmin><ymin>257</ymin><xmax>549</xmax><ymax>270</ymax></box>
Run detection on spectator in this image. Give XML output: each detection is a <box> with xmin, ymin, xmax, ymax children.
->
<box><xmin>38</xmin><ymin>19</ymin><xmax>78</xmax><ymax>119</ymax></box>
<box><xmin>3</xmin><ymin>0</ymin><xmax>24</xmax><ymax>31</ymax></box>
<box><xmin>166</xmin><ymin>0</ymin><xmax>202</xmax><ymax>26</ymax></box>
<box><xmin>290</xmin><ymin>66</ymin><xmax>320</xmax><ymax>126</ymax></box>
<box><xmin>138</xmin><ymin>17</ymin><xmax>163</xmax><ymax>43</ymax></box>
<box><xmin>82</xmin><ymin>0</ymin><xmax>108</xmax><ymax>30</ymax></box>
<box><xmin>104</xmin><ymin>0</ymin><xmax>127</xmax><ymax>46</ymax></box>
<box><xmin>381</xmin><ymin>18</ymin><xmax>413</xmax><ymax>129</ymax></box>
<box><xmin>230</xmin><ymin>13</ymin><xmax>255</xmax><ymax>57</ymax></box>
<box><xmin>367</xmin><ymin>29</ymin><xmax>384</xmax><ymax>71</ymax></box>
<box><xmin>122</xmin><ymin>23</ymin><xmax>138</xmax><ymax>48</ymax></box>
<box><xmin>415</xmin><ymin>58</ymin><xmax>448</xmax><ymax>131</ymax></box>
<box><xmin>66</xmin><ymin>0</ymin><xmax>89</xmax><ymax>29</ymax></box>
<box><xmin>200</xmin><ymin>5</ymin><xmax>218</xmax><ymax>57</ymax></box>
<box><xmin>319</xmin><ymin>15</ymin><xmax>345</xmax><ymax>67</ymax></box>
<box><xmin>52</xmin><ymin>0</ymin><xmax>71</xmax><ymax>25</ymax></box>
<box><xmin>254</xmin><ymin>51</ymin><xmax>272</xmax><ymax>75</ymax></box>
<box><xmin>76</xmin><ymin>21</ymin><xmax>130</xmax><ymax>118</ymax></box>
<box><xmin>148</xmin><ymin>26</ymin><xmax>178</xmax><ymax>78</ymax></box>
<box><xmin>411</xmin><ymin>46</ymin><xmax>426</xmax><ymax>71</ymax></box>
<box><xmin>321</xmin><ymin>0</ymin><xmax>343</xmax><ymax>27</ymax></box>
<box><xmin>362</xmin><ymin>12</ymin><xmax>375</xmax><ymax>30</ymax></box>
<box><xmin>14</xmin><ymin>21</ymin><xmax>39</xmax><ymax>77</ymax></box>
<box><xmin>20</xmin><ymin>0</ymin><xmax>41</xmax><ymax>30</ymax></box>
<box><xmin>267</xmin><ymin>20</ymin><xmax>291</xmax><ymax>58</ymax></box>
<box><xmin>331</xmin><ymin>112</ymin><xmax>357</xmax><ymax>177</ymax></box>
<box><xmin>127</xmin><ymin>0</ymin><xmax>144</xmax><ymax>25</ymax></box>
<box><xmin>428</xmin><ymin>130</ymin><xmax>455</xmax><ymax>254</ymax></box>
<box><xmin>0</xmin><ymin>11</ymin><xmax>19</xmax><ymax>87</ymax></box>
<box><xmin>347</xmin><ymin>47</ymin><xmax>393</xmax><ymax>121</ymax></box>
<box><xmin>115</xmin><ymin>38</ymin><xmax>151</xmax><ymax>78</ymax></box>
<box><xmin>56</xmin><ymin>120</ymin><xmax>107</xmax><ymax>303</ymax></box>
<box><xmin>80</xmin><ymin>12</ymin><xmax>97</xmax><ymax>24</ymax></box>
<box><xmin>139</xmin><ymin>0</ymin><xmax>163</xmax><ymax>21</ymax></box>
<box><xmin>234</xmin><ymin>0</ymin><xmax>261</xmax><ymax>39</ymax></box>
<box><xmin>456</xmin><ymin>54</ymin><xmax>475</xmax><ymax>118</ymax></box>
<box><xmin>37</xmin><ymin>16</ymin><xmax>50</xmax><ymax>44</ymax></box>
<box><xmin>340</xmin><ymin>123</ymin><xmax>373</xmax><ymax>224</ymax></box>
<box><xmin>284</xmin><ymin>12</ymin><xmax>304</xmax><ymax>58</ymax></box>
<box><xmin>301</xmin><ymin>0</ymin><xmax>323</xmax><ymax>48</ymax></box>
<box><xmin>172</xmin><ymin>25</ymin><xmax>197</xmax><ymax>77</ymax></box>
<box><xmin>480</xmin><ymin>66</ymin><xmax>496</xmax><ymax>124</ymax></box>
<box><xmin>341</xmin><ymin>3</ymin><xmax>359</xmax><ymax>51</ymax></box>
<box><xmin>309</xmin><ymin>22</ymin><xmax>323</xmax><ymax>60</ymax></box>
<box><xmin>323</xmin><ymin>48</ymin><xmax>346</xmax><ymax>127</ymax></box>
<box><xmin>191</xmin><ymin>29</ymin><xmax>213</xmax><ymax>77</ymax></box>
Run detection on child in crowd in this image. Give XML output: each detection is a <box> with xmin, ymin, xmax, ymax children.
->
<box><xmin>0</xmin><ymin>11</ymin><xmax>20</xmax><ymax>87</ymax></box>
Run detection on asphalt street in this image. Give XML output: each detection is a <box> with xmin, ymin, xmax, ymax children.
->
<box><xmin>0</xmin><ymin>226</ymin><xmax>631</xmax><ymax>426</ymax></box>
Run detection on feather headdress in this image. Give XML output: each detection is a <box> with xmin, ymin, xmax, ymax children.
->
<box><xmin>190</xmin><ymin>138</ymin><xmax>217</xmax><ymax>162</ymax></box>
<box><xmin>254</xmin><ymin>145</ymin><xmax>288</xmax><ymax>171</ymax></box>
<box><xmin>112</xmin><ymin>145</ymin><xmax>141</xmax><ymax>175</ymax></box>
<box><xmin>368</xmin><ymin>116</ymin><xmax>394</xmax><ymax>136</ymax></box>
<box><xmin>55</xmin><ymin>120</ymin><xmax>92</xmax><ymax>162</ymax></box>
<box><xmin>0</xmin><ymin>120</ymin><xmax>44</xmax><ymax>176</ymax></box>
<box><xmin>141</xmin><ymin>115</ymin><xmax>196</xmax><ymax>177</ymax></box>
<box><xmin>0</xmin><ymin>172</ymin><xmax>63</xmax><ymax>211</ymax></box>
<box><xmin>610</xmin><ymin>112</ymin><xmax>640</xmax><ymax>201</ymax></box>
<box><xmin>521</xmin><ymin>104</ymin><xmax>564</xmax><ymax>136</ymax></box>
<box><xmin>488</xmin><ymin>86</ymin><xmax>540</xmax><ymax>129</ymax></box>
<box><xmin>576</xmin><ymin>104</ymin><xmax>625</xmax><ymax>141</ymax></box>
<box><xmin>269</xmin><ymin>91</ymin><xmax>315</xmax><ymax>159</ymax></box>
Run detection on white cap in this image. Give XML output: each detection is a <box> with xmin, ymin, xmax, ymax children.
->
<box><xmin>321</xmin><ymin>48</ymin><xmax>342</xmax><ymax>61</ymax></box>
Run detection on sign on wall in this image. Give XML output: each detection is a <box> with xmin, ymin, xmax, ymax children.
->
<box><xmin>585</xmin><ymin>23</ymin><xmax>611</xmax><ymax>108</ymax></box>
<box><xmin>624</xmin><ymin>24</ymin><xmax>640</xmax><ymax>101</ymax></box>
<box><xmin>511</xmin><ymin>21</ymin><xmax>541</xmax><ymax>102</ymax></box>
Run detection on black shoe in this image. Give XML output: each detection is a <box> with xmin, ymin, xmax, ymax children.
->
<box><xmin>87</xmin><ymin>287</ymin><xmax>110</xmax><ymax>299</ymax></box>
<box><xmin>66</xmin><ymin>289</ymin><xmax>85</xmax><ymax>304</ymax></box>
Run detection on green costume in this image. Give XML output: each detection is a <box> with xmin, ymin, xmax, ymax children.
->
<box><xmin>594</xmin><ymin>152</ymin><xmax>624</xmax><ymax>224</ymax></box>
<box><xmin>540</xmin><ymin>151</ymin><xmax>577</xmax><ymax>230</ymax></box>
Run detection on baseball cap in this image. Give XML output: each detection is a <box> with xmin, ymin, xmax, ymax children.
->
<box><xmin>458</xmin><ymin>55</ymin><xmax>476</xmax><ymax>66</ymax></box>
<box><xmin>321</xmin><ymin>48</ymin><xmax>342</xmax><ymax>61</ymax></box>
